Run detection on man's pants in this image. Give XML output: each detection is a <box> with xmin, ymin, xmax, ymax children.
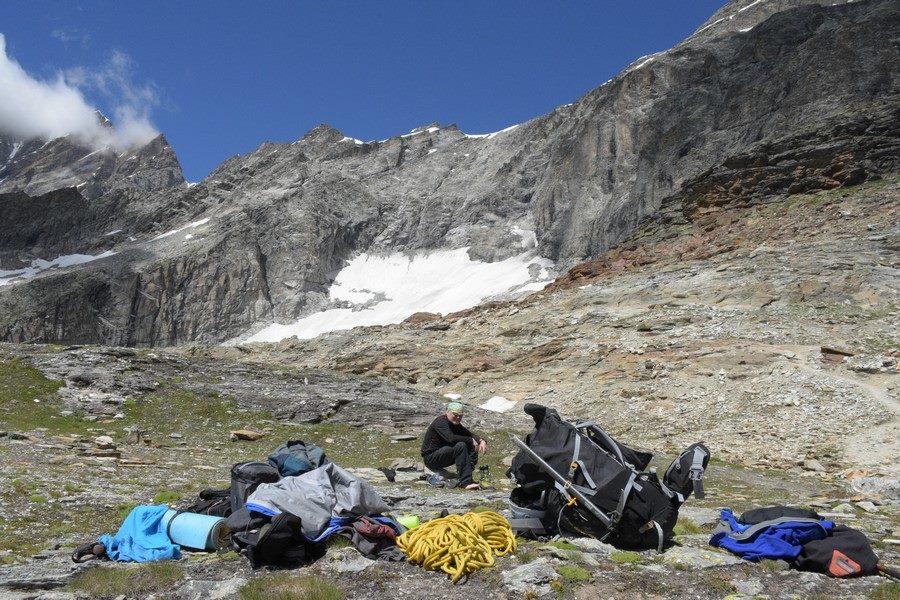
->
<box><xmin>423</xmin><ymin>441</ymin><xmax>478</xmax><ymax>486</ymax></box>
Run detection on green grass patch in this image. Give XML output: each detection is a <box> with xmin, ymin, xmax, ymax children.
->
<box><xmin>119</xmin><ymin>387</ymin><xmax>254</xmax><ymax>441</ymax></box>
<box><xmin>548</xmin><ymin>539</ymin><xmax>578</xmax><ymax>551</ymax></box>
<box><xmin>701</xmin><ymin>572</ymin><xmax>736</xmax><ymax>595</ymax></box>
<box><xmin>68</xmin><ymin>562</ymin><xmax>184</xmax><ymax>598</ymax></box>
<box><xmin>27</xmin><ymin>494</ymin><xmax>47</xmax><ymax>504</ymax></box>
<box><xmin>0</xmin><ymin>501</ymin><xmax>132</xmax><ymax>559</ymax></box>
<box><xmin>556</xmin><ymin>564</ymin><xmax>591</xmax><ymax>584</ymax></box>
<box><xmin>610</xmin><ymin>550</ymin><xmax>642</xmax><ymax>564</ymax></box>
<box><xmin>151</xmin><ymin>490</ymin><xmax>182</xmax><ymax>505</ymax></box>
<box><xmin>673</xmin><ymin>517</ymin><xmax>702</xmax><ymax>536</ymax></box>
<box><xmin>206</xmin><ymin>549</ymin><xmax>241</xmax><ymax>563</ymax></box>
<box><xmin>240</xmin><ymin>574</ymin><xmax>343</xmax><ymax>600</ymax></box>
<box><xmin>550</xmin><ymin>564</ymin><xmax>592</xmax><ymax>597</ymax></box>
<box><xmin>868</xmin><ymin>582</ymin><xmax>900</xmax><ymax>600</ymax></box>
<box><xmin>0</xmin><ymin>358</ymin><xmax>83</xmax><ymax>434</ymax></box>
<box><xmin>516</xmin><ymin>548</ymin><xmax>538</xmax><ymax>563</ymax></box>
<box><xmin>10</xmin><ymin>478</ymin><xmax>36</xmax><ymax>495</ymax></box>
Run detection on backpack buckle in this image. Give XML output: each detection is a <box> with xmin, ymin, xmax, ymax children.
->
<box><xmin>608</xmin><ymin>510</ymin><xmax>622</xmax><ymax>529</ymax></box>
<box><xmin>689</xmin><ymin>468</ymin><xmax>705</xmax><ymax>499</ymax></box>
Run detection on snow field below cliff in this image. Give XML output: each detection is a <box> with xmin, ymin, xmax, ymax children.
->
<box><xmin>241</xmin><ymin>247</ymin><xmax>553</xmax><ymax>343</ymax></box>
<box><xmin>0</xmin><ymin>251</ymin><xmax>116</xmax><ymax>287</ymax></box>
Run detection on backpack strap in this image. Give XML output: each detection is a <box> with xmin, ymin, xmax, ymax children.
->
<box><xmin>639</xmin><ymin>520</ymin><xmax>665</xmax><ymax>553</ymax></box>
<box><xmin>610</xmin><ymin>472</ymin><xmax>638</xmax><ymax>529</ymax></box>
<box><xmin>578</xmin><ymin>422</ymin><xmax>626</xmax><ymax>466</ymax></box>
<box><xmin>689</xmin><ymin>447</ymin><xmax>707</xmax><ymax>499</ymax></box>
<box><xmin>165</xmin><ymin>510</ymin><xmax>185</xmax><ymax>541</ymax></box>
<box><xmin>727</xmin><ymin>517</ymin><xmax>825</xmax><ymax>540</ymax></box>
<box><xmin>568</xmin><ymin>434</ymin><xmax>582</xmax><ymax>479</ymax></box>
<box><xmin>659</xmin><ymin>481</ymin><xmax>685</xmax><ymax>504</ymax></box>
<box><xmin>567</xmin><ymin>434</ymin><xmax>599</xmax><ymax>491</ymax></box>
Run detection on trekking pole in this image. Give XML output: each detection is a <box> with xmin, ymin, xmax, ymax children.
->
<box><xmin>878</xmin><ymin>564</ymin><xmax>900</xmax><ymax>580</ymax></box>
<box><xmin>510</xmin><ymin>435</ymin><xmax>612</xmax><ymax>528</ymax></box>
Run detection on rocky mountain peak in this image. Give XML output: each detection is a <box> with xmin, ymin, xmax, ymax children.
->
<box><xmin>94</xmin><ymin>110</ymin><xmax>113</xmax><ymax>129</ymax></box>
<box><xmin>407</xmin><ymin>122</ymin><xmax>441</xmax><ymax>135</ymax></box>
<box><xmin>0</xmin><ymin>0</ymin><xmax>896</xmax><ymax>347</ymax></box>
<box><xmin>301</xmin><ymin>124</ymin><xmax>346</xmax><ymax>144</ymax></box>
<box><xmin>0</xmin><ymin>128</ymin><xmax>185</xmax><ymax>200</ymax></box>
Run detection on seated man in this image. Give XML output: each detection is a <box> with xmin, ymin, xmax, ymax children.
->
<box><xmin>421</xmin><ymin>402</ymin><xmax>487</xmax><ymax>490</ymax></box>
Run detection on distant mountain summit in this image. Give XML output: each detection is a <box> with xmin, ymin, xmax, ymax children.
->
<box><xmin>0</xmin><ymin>127</ymin><xmax>184</xmax><ymax>200</ymax></box>
<box><xmin>0</xmin><ymin>0</ymin><xmax>897</xmax><ymax>346</ymax></box>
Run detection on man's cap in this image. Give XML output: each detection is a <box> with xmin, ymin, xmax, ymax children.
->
<box><xmin>447</xmin><ymin>401</ymin><xmax>465</xmax><ymax>415</ymax></box>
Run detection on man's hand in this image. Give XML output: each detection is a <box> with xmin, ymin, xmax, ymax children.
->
<box><xmin>477</xmin><ymin>439</ymin><xmax>487</xmax><ymax>454</ymax></box>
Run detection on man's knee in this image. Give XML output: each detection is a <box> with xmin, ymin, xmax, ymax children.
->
<box><xmin>452</xmin><ymin>440</ymin><xmax>468</xmax><ymax>455</ymax></box>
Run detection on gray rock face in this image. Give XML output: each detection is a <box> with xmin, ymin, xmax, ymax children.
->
<box><xmin>0</xmin><ymin>129</ymin><xmax>184</xmax><ymax>201</ymax></box>
<box><xmin>0</xmin><ymin>126</ymin><xmax>186</xmax><ymax>271</ymax></box>
<box><xmin>0</xmin><ymin>0</ymin><xmax>897</xmax><ymax>345</ymax></box>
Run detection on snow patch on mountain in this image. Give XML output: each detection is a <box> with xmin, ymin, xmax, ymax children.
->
<box><xmin>464</xmin><ymin>124</ymin><xmax>520</xmax><ymax>139</ymax></box>
<box><xmin>150</xmin><ymin>217</ymin><xmax>210</xmax><ymax>241</ymax></box>
<box><xmin>511</xmin><ymin>226</ymin><xmax>538</xmax><ymax>249</ymax></box>
<box><xmin>0</xmin><ymin>251</ymin><xmax>116</xmax><ymax>287</ymax></box>
<box><xmin>4</xmin><ymin>141</ymin><xmax>23</xmax><ymax>166</ymax></box>
<box><xmin>238</xmin><ymin>247</ymin><xmax>553</xmax><ymax>343</ymax></box>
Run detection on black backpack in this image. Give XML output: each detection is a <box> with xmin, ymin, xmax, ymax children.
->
<box><xmin>795</xmin><ymin>525</ymin><xmax>879</xmax><ymax>577</ymax></box>
<box><xmin>230</xmin><ymin>461</ymin><xmax>280</xmax><ymax>514</ymax></box>
<box><xmin>509</xmin><ymin>404</ymin><xmax>710</xmax><ymax>551</ymax></box>
<box><xmin>232</xmin><ymin>512</ymin><xmax>324</xmax><ymax>568</ymax></box>
<box><xmin>180</xmin><ymin>488</ymin><xmax>232</xmax><ymax>517</ymax></box>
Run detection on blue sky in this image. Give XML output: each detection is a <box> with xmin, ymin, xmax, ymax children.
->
<box><xmin>0</xmin><ymin>1</ymin><xmax>725</xmax><ymax>181</ymax></box>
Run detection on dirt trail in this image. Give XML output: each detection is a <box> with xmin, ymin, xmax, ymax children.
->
<box><xmin>793</xmin><ymin>350</ymin><xmax>899</xmax><ymax>476</ymax></box>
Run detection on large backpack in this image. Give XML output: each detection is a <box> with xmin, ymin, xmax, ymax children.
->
<box><xmin>230</xmin><ymin>461</ymin><xmax>280</xmax><ymax>514</ymax></box>
<box><xmin>231</xmin><ymin>512</ymin><xmax>324</xmax><ymax>568</ymax></box>
<box><xmin>267</xmin><ymin>440</ymin><xmax>329</xmax><ymax>477</ymax></box>
<box><xmin>509</xmin><ymin>403</ymin><xmax>710</xmax><ymax>551</ymax></box>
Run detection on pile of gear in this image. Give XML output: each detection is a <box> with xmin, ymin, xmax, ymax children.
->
<box><xmin>711</xmin><ymin>505</ymin><xmax>898</xmax><ymax>579</ymax></box>
<box><xmin>74</xmin><ymin>440</ymin><xmax>405</xmax><ymax>568</ymax></box>
<box><xmin>70</xmin><ymin>403</ymin><xmax>895</xmax><ymax>585</ymax></box>
<box><xmin>507</xmin><ymin>403</ymin><xmax>710</xmax><ymax>551</ymax></box>
<box><xmin>72</xmin><ymin>437</ymin><xmax>522</xmax><ymax>584</ymax></box>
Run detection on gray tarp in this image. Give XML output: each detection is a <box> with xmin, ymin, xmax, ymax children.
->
<box><xmin>246</xmin><ymin>462</ymin><xmax>389</xmax><ymax>540</ymax></box>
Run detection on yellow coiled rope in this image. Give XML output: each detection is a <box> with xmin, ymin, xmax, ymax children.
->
<box><xmin>396</xmin><ymin>511</ymin><xmax>517</xmax><ymax>583</ymax></box>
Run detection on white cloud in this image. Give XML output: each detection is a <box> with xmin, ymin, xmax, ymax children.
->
<box><xmin>0</xmin><ymin>33</ymin><xmax>159</xmax><ymax>151</ymax></box>
<box><xmin>65</xmin><ymin>49</ymin><xmax>160</xmax><ymax>149</ymax></box>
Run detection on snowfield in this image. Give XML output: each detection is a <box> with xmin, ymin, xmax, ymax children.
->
<box><xmin>0</xmin><ymin>251</ymin><xmax>116</xmax><ymax>287</ymax></box>
<box><xmin>240</xmin><ymin>246</ymin><xmax>554</xmax><ymax>343</ymax></box>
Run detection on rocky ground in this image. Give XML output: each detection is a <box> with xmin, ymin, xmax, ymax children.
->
<box><xmin>250</xmin><ymin>176</ymin><xmax>900</xmax><ymax>480</ymax></box>
<box><xmin>0</xmin><ymin>178</ymin><xmax>897</xmax><ymax>598</ymax></box>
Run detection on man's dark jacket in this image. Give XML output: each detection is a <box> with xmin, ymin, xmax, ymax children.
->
<box><xmin>421</xmin><ymin>415</ymin><xmax>481</xmax><ymax>456</ymax></box>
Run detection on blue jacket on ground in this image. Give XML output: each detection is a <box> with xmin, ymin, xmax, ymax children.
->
<box><xmin>100</xmin><ymin>505</ymin><xmax>181</xmax><ymax>562</ymax></box>
<box><xmin>710</xmin><ymin>508</ymin><xmax>833</xmax><ymax>562</ymax></box>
